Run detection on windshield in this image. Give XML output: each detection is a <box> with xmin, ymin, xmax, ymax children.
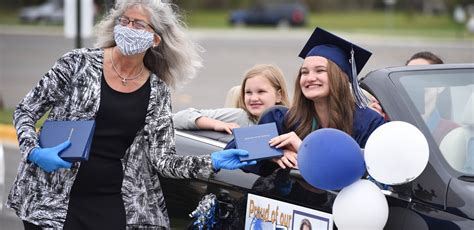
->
<box><xmin>398</xmin><ymin>68</ymin><xmax>473</xmax><ymax>175</ymax></box>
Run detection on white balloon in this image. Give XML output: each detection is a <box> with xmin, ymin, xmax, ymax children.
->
<box><xmin>364</xmin><ymin>121</ymin><xmax>429</xmax><ymax>185</ymax></box>
<box><xmin>333</xmin><ymin>180</ymin><xmax>388</xmax><ymax>230</ymax></box>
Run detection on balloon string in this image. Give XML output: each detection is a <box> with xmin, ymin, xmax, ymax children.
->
<box><xmin>367</xmin><ymin>175</ymin><xmax>390</xmax><ymax>190</ymax></box>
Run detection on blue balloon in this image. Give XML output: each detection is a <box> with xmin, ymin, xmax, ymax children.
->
<box><xmin>298</xmin><ymin>128</ymin><xmax>365</xmax><ymax>190</ymax></box>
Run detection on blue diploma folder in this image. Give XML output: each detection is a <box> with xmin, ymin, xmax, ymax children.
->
<box><xmin>39</xmin><ymin>120</ymin><xmax>96</xmax><ymax>162</ymax></box>
<box><xmin>232</xmin><ymin>122</ymin><xmax>283</xmax><ymax>161</ymax></box>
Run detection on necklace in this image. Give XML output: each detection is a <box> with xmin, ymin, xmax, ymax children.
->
<box><xmin>111</xmin><ymin>48</ymin><xmax>144</xmax><ymax>86</ymax></box>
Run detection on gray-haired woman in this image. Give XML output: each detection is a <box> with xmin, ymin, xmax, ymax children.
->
<box><xmin>7</xmin><ymin>0</ymin><xmax>254</xmax><ymax>229</ymax></box>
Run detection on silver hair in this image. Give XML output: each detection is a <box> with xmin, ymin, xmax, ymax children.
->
<box><xmin>94</xmin><ymin>0</ymin><xmax>203</xmax><ymax>88</ymax></box>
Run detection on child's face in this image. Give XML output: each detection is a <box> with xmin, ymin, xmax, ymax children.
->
<box><xmin>244</xmin><ymin>75</ymin><xmax>282</xmax><ymax>117</ymax></box>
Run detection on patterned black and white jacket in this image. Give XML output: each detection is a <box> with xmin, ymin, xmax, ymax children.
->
<box><xmin>7</xmin><ymin>48</ymin><xmax>213</xmax><ymax>229</ymax></box>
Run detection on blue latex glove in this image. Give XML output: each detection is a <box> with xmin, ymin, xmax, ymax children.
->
<box><xmin>211</xmin><ymin>149</ymin><xmax>256</xmax><ymax>171</ymax></box>
<box><xmin>28</xmin><ymin>140</ymin><xmax>72</xmax><ymax>173</ymax></box>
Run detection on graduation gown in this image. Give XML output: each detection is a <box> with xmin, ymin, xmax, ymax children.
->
<box><xmin>226</xmin><ymin>105</ymin><xmax>385</xmax><ymax>176</ymax></box>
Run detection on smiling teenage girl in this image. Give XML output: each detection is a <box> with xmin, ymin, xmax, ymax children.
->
<box><xmin>258</xmin><ymin>28</ymin><xmax>385</xmax><ymax>170</ymax></box>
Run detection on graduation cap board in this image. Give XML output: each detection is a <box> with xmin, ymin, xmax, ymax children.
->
<box><xmin>298</xmin><ymin>27</ymin><xmax>372</xmax><ymax>107</ymax></box>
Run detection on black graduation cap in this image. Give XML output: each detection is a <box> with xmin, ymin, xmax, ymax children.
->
<box><xmin>298</xmin><ymin>27</ymin><xmax>372</xmax><ymax>107</ymax></box>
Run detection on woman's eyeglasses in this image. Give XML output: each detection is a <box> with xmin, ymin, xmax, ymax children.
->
<box><xmin>116</xmin><ymin>16</ymin><xmax>156</xmax><ymax>32</ymax></box>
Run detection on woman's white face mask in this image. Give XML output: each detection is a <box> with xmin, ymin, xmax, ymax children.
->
<box><xmin>114</xmin><ymin>25</ymin><xmax>154</xmax><ymax>56</ymax></box>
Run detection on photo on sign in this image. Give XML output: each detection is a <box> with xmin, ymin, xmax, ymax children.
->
<box><xmin>292</xmin><ymin>210</ymin><xmax>330</xmax><ymax>230</ymax></box>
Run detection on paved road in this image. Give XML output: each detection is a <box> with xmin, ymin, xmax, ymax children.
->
<box><xmin>1</xmin><ymin>27</ymin><xmax>473</xmax><ymax>111</ymax></box>
<box><xmin>0</xmin><ymin>143</ymin><xmax>22</xmax><ymax>229</ymax></box>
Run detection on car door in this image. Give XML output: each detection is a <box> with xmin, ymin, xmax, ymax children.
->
<box><xmin>361</xmin><ymin>64</ymin><xmax>474</xmax><ymax>229</ymax></box>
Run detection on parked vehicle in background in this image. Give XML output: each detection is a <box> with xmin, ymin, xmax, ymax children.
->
<box><xmin>18</xmin><ymin>0</ymin><xmax>64</xmax><ymax>24</ymax></box>
<box><xmin>163</xmin><ymin>64</ymin><xmax>474</xmax><ymax>229</ymax></box>
<box><xmin>229</xmin><ymin>1</ymin><xmax>308</xmax><ymax>27</ymax></box>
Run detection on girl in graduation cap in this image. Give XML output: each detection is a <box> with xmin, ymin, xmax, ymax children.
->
<box><xmin>257</xmin><ymin>27</ymin><xmax>386</xmax><ymax>170</ymax></box>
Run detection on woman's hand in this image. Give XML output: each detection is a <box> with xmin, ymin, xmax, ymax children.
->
<box><xmin>272</xmin><ymin>149</ymin><xmax>298</xmax><ymax>169</ymax></box>
<box><xmin>28</xmin><ymin>140</ymin><xmax>72</xmax><ymax>173</ymax></box>
<box><xmin>211</xmin><ymin>149</ymin><xmax>256</xmax><ymax>171</ymax></box>
<box><xmin>269</xmin><ymin>131</ymin><xmax>302</xmax><ymax>152</ymax></box>
<box><xmin>213</xmin><ymin>121</ymin><xmax>240</xmax><ymax>134</ymax></box>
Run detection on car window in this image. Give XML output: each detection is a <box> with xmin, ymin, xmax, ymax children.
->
<box><xmin>398</xmin><ymin>69</ymin><xmax>473</xmax><ymax>175</ymax></box>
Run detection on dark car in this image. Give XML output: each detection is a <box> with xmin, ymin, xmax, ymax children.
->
<box><xmin>229</xmin><ymin>2</ymin><xmax>308</xmax><ymax>27</ymax></box>
<box><xmin>163</xmin><ymin>64</ymin><xmax>474</xmax><ymax>229</ymax></box>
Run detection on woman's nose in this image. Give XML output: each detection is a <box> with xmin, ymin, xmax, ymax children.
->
<box><xmin>125</xmin><ymin>21</ymin><xmax>135</xmax><ymax>29</ymax></box>
<box><xmin>304</xmin><ymin>73</ymin><xmax>318</xmax><ymax>82</ymax></box>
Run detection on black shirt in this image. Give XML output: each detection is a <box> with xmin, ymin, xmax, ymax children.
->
<box><xmin>70</xmin><ymin>75</ymin><xmax>150</xmax><ymax>196</ymax></box>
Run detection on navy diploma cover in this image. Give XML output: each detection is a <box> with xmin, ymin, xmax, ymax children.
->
<box><xmin>39</xmin><ymin>120</ymin><xmax>96</xmax><ymax>162</ymax></box>
<box><xmin>233</xmin><ymin>122</ymin><xmax>283</xmax><ymax>161</ymax></box>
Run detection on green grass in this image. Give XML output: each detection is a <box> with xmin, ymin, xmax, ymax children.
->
<box><xmin>183</xmin><ymin>10</ymin><xmax>471</xmax><ymax>38</ymax></box>
<box><xmin>306</xmin><ymin>11</ymin><xmax>467</xmax><ymax>38</ymax></box>
<box><xmin>183</xmin><ymin>10</ymin><xmax>230</xmax><ymax>28</ymax></box>
<box><xmin>0</xmin><ymin>8</ymin><xmax>20</xmax><ymax>25</ymax></box>
<box><xmin>0</xmin><ymin>109</ymin><xmax>14</xmax><ymax>125</ymax></box>
<box><xmin>308</xmin><ymin>11</ymin><xmax>456</xmax><ymax>29</ymax></box>
<box><xmin>1</xmin><ymin>7</ymin><xmax>471</xmax><ymax>38</ymax></box>
<box><xmin>0</xmin><ymin>109</ymin><xmax>47</xmax><ymax>128</ymax></box>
